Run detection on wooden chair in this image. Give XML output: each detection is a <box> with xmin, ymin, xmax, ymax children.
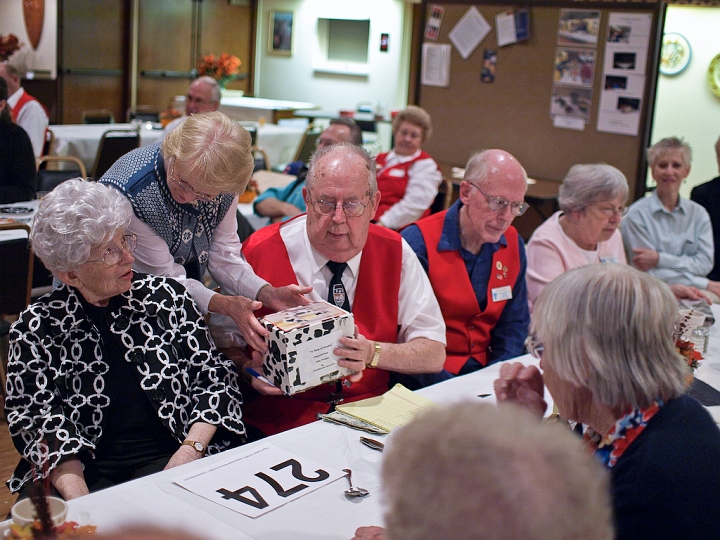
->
<box><xmin>91</xmin><ymin>129</ymin><xmax>140</xmax><ymax>180</ymax></box>
<box><xmin>430</xmin><ymin>176</ymin><xmax>455</xmax><ymax>214</ymax></box>
<box><xmin>293</xmin><ymin>129</ymin><xmax>322</xmax><ymax>164</ymax></box>
<box><xmin>252</xmin><ymin>146</ymin><xmax>271</xmax><ymax>172</ymax></box>
<box><xmin>82</xmin><ymin>109</ymin><xmax>115</xmax><ymax>124</ymax></box>
<box><xmin>0</xmin><ymin>223</ymin><xmax>33</xmax><ymax>392</ymax></box>
<box><xmin>35</xmin><ymin>156</ymin><xmax>88</xmax><ymax>192</ymax></box>
<box><xmin>42</xmin><ymin>128</ymin><xmax>55</xmax><ymax>156</ymax></box>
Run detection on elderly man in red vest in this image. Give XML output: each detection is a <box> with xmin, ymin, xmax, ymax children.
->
<box><xmin>400</xmin><ymin>150</ymin><xmax>530</xmax><ymax>388</ymax></box>
<box><xmin>0</xmin><ymin>62</ymin><xmax>48</xmax><ymax>158</ymax></box>
<box><xmin>241</xmin><ymin>142</ymin><xmax>446</xmax><ymax>436</ymax></box>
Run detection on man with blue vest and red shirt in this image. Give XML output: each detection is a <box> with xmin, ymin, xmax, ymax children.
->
<box><xmin>240</xmin><ymin>142</ymin><xmax>446</xmax><ymax>436</ymax></box>
<box><xmin>401</xmin><ymin>149</ymin><xmax>530</xmax><ymax>388</ymax></box>
<box><xmin>0</xmin><ymin>62</ymin><xmax>48</xmax><ymax>158</ymax></box>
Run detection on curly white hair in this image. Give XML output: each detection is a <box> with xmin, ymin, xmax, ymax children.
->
<box><xmin>30</xmin><ymin>179</ymin><xmax>132</xmax><ymax>274</ymax></box>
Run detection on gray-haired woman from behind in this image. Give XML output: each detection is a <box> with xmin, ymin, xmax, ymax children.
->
<box><xmin>5</xmin><ymin>179</ymin><xmax>246</xmax><ymax>501</ymax></box>
<box><xmin>495</xmin><ymin>264</ymin><xmax>720</xmax><ymax>539</ymax></box>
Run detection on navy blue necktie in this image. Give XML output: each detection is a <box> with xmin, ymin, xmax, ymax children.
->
<box><xmin>327</xmin><ymin>261</ymin><xmax>350</xmax><ymax>312</ymax></box>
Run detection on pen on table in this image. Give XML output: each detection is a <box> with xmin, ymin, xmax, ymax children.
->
<box><xmin>360</xmin><ymin>437</ymin><xmax>385</xmax><ymax>452</ymax></box>
<box><xmin>478</xmin><ymin>393</ymin><xmax>492</xmax><ymax>398</ymax></box>
<box><xmin>245</xmin><ymin>367</ymin><xmax>274</xmax><ymax>386</ymax></box>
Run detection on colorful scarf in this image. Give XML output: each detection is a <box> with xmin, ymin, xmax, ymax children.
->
<box><xmin>583</xmin><ymin>400</ymin><xmax>664</xmax><ymax>468</ymax></box>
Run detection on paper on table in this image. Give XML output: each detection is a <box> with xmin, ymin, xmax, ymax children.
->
<box><xmin>335</xmin><ymin>384</ymin><xmax>436</xmax><ymax>432</ymax></box>
<box><xmin>173</xmin><ymin>444</ymin><xmax>345</xmax><ymax>518</ymax></box>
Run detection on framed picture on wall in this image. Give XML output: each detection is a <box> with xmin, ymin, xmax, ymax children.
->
<box><xmin>269</xmin><ymin>11</ymin><xmax>293</xmax><ymax>56</ymax></box>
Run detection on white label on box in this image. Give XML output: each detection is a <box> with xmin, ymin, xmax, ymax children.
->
<box><xmin>294</xmin><ymin>332</ymin><xmax>344</xmax><ymax>380</ymax></box>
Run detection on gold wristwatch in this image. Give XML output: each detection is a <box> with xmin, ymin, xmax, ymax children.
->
<box><xmin>182</xmin><ymin>440</ymin><xmax>206</xmax><ymax>455</ymax></box>
<box><xmin>369</xmin><ymin>341</ymin><xmax>381</xmax><ymax>368</ymax></box>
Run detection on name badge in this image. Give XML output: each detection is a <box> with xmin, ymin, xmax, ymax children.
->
<box><xmin>599</xmin><ymin>256</ymin><xmax>619</xmax><ymax>264</ymax></box>
<box><xmin>491</xmin><ymin>285</ymin><xmax>513</xmax><ymax>302</ymax></box>
<box><xmin>388</xmin><ymin>168</ymin><xmax>406</xmax><ymax>177</ymax></box>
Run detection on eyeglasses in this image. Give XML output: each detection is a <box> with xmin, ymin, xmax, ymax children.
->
<box><xmin>525</xmin><ymin>334</ymin><xmax>544</xmax><ymax>359</ymax></box>
<box><xmin>396</xmin><ymin>129</ymin><xmax>422</xmax><ymax>140</ymax></box>
<box><xmin>310</xmin><ymin>199</ymin><xmax>369</xmax><ymax>218</ymax></box>
<box><xmin>170</xmin><ymin>163</ymin><xmax>217</xmax><ymax>202</ymax></box>
<box><xmin>469</xmin><ymin>183</ymin><xmax>529</xmax><ymax>216</ymax></box>
<box><xmin>591</xmin><ymin>205</ymin><xmax>628</xmax><ymax>218</ymax></box>
<box><xmin>87</xmin><ymin>234</ymin><xmax>137</xmax><ymax>267</ymax></box>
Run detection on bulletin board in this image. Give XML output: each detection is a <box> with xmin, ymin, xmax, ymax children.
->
<box><xmin>416</xmin><ymin>2</ymin><xmax>662</xmax><ymax>199</ymax></box>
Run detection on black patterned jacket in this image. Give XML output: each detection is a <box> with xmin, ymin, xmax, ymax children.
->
<box><xmin>5</xmin><ymin>272</ymin><xmax>245</xmax><ymax>493</ymax></box>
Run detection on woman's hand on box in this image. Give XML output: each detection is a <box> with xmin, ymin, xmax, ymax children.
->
<box><xmin>247</xmin><ymin>350</ymin><xmax>284</xmax><ymax>396</ymax></box>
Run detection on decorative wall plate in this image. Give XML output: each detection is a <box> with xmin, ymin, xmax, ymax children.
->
<box><xmin>23</xmin><ymin>0</ymin><xmax>44</xmax><ymax>50</ymax></box>
<box><xmin>660</xmin><ymin>33</ymin><xmax>691</xmax><ymax>76</ymax></box>
<box><xmin>709</xmin><ymin>54</ymin><xmax>720</xmax><ymax>99</ymax></box>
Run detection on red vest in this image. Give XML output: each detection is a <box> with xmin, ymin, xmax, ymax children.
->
<box><xmin>374</xmin><ymin>151</ymin><xmax>435</xmax><ymax>222</ymax></box>
<box><xmin>241</xmin><ymin>217</ymin><xmax>403</xmax><ymax>435</ymax></box>
<box><xmin>11</xmin><ymin>90</ymin><xmax>49</xmax><ymax>155</ymax></box>
<box><xmin>416</xmin><ymin>210</ymin><xmax>521</xmax><ymax>374</ymax></box>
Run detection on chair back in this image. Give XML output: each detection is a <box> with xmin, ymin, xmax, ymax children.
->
<box><xmin>82</xmin><ymin>109</ymin><xmax>115</xmax><ymax>124</ymax></box>
<box><xmin>430</xmin><ymin>177</ymin><xmax>455</xmax><ymax>214</ymax></box>
<box><xmin>35</xmin><ymin>156</ymin><xmax>88</xmax><ymax>192</ymax></box>
<box><xmin>127</xmin><ymin>107</ymin><xmax>160</xmax><ymax>123</ymax></box>
<box><xmin>293</xmin><ymin>129</ymin><xmax>322</xmax><ymax>164</ymax></box>
<box><xmin>92</xmin><ymin>129</ymin><xmax>140</xmax><ymax>180</ymax></box>
<box><xmin>252</xmin><ymin>146</ymin><xmax>271</xmax><ymax>172</ymax></box>
<box><xmin>0</xmin><ymin>223</ymin><xmax>33</xmax><ymax>316</ymax></box>
<box><xmin>42</xmin><ymin>128</ymin><xmax>55</xmax><ymax>156</ymax></box>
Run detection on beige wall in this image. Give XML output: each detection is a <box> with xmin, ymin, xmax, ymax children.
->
<box><xmin>650</xmin><ymin>6</ymin><xmax>720</xmax><ymax>197</ymax></box>
<box><xmin>0</xmin><ymin>0</ymin><xmax>58</xmax><ymax>78</ymax></box>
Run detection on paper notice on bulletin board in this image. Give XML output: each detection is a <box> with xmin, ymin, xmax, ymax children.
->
<box><xmin>422</xmin><ymin>42</ymin><xmax>451</xmax><ymax>87</ymax></box>
<box><xmin>448</xmin><ymin>6</ymin><xmax>490</xmax><ymax>59</ymax></box>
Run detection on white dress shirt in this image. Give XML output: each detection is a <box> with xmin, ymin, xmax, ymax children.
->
<box><xmin>279</xmin><ymin>215</ymin><xmax>446</xmax><ymax>344</ymax></box>
<box><xmin>8</xmin><ymin>87</ymin><xmax>49</xmax><ymax>158</ymax></box>
<box><xmin>377</xmin><ymin>149</ymin><xmax>442</xmax><ymax>230</ymax></box>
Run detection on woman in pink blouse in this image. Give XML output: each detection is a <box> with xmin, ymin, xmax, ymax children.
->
<box><xmin>526</xmin><ymin>164</ymin><xmax>628</xmax><ymax>311</ymax></box>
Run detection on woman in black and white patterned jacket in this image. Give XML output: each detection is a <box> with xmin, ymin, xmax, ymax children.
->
<box><xmin>5</xmin><ymin>179</ymin><xmax>246</xmax><ymax>500</ymax></box>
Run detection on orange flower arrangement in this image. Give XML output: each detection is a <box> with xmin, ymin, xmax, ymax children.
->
<box><xmin>197</xmin><ymin>53</ymin><xmax>242</xmax><ymax>88</ymax></box>
<box><xmin>0</xmin><ymin>33</ymin><xmax>23</xmax><ymax>61</ymax></box>
<box><xmin>675</xmin><ymin>312</ymin><xmax>703</xmax><ymax>372</ymax></box>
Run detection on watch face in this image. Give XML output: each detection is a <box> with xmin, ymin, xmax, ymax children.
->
<box><xmin>192</xmin><ymin>442</ymin><xmax>204</xmax><ymax>452</ymax></box>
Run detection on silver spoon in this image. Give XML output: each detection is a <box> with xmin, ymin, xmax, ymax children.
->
<box><xmin>342</xmin><ymin>468</ymin><xmax>370</xmax><ymax>498</ymax></box>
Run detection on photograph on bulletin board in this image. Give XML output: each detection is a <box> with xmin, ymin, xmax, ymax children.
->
<box><xmin>550</xmin><ymin>86</ymin><xmax>592</xmax><ymax>122</ymax></box>
<box><xmin>554</xmin><ymin>49</ymin><xmax>595</xmax><ymax>87</ymax></box>
<box><xmin>557</xmin><ymin>10</ymin><xmax>601</xmax><ymax>47</ymax></box>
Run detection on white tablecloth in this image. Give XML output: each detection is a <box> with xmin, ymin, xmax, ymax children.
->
<box><xmin>219</xmin><ymin>97</ymin><xmax>317</xmax><ymax>124</ymax></box>
<box><xmin>6</xmin><ymin>307</ymin><xmax>720</xmax><ymax>539</ymax></box>
<box><xmin>51</xmin><ymin>123</ymin><xmax>163</xmax><ymax>172</ymax></box>
<box><xmin>51</xmin><ymin>123</ymin><xmax>304</xmax><ymax>175</ymax></box>
<box><xmin>0</xmin><ymin>200</ymin><xmax>39</xmax><ymax>240</ymax></box>
<box><xmin>56</xmin><ymin>357</ymin><xmax>543</xmax><ymax>540</ymax></box>
<box><xmin>252</xmin><ymin>124</ymin><xmax>304</xmax><ymax>169</ymax></box>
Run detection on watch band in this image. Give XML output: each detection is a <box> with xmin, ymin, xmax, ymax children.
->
<box><xmin>369</xmin><ymin>341</ymin><xmax>381</xmax><ymax>368</ymax></box>
<box><xmin>182</xmin><ymin>440</ymin><xmax>206</xmax><ymax>456</ymax></box>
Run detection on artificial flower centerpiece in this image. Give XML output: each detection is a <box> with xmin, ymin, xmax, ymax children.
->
<box><xmin>675</xmin><ymin>312</ymin><xmax>703</xmax><ymax>372</ymax></box>
<box><xmin>0</xmin><ymin>33</ymin><xmax>23</xmax><ymax>61</ymax></box>
<box><xmin>197</xmin><ymin>53</ymin><xmax>242</xmax><ymax>89</ymax></box>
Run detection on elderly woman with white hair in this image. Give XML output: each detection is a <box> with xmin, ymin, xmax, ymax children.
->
<box><xmin>5</xmin><ymin>179</ymin><xmax>246</xmax><ymax>501</ymax></box>
<box><xmin>525</xmin><ymin>163</ymin><xmax>628</xmax><ymax>311</ymax></box>
<box><xmin>100</xmin><ymin>111</ymin><xmax>310</xmax><ymax>351</ymax></box>
<box><xmin>622</xmin><ymin>137</ymin><xmax>720</xmax><ymax>302</ymax></box>
<box><xmin>495</xmin><ymin>264</ymin><xmax>720</xmax><ymax>540</ymax></box>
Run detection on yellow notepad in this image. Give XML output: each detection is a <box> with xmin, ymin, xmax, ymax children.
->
<box><xmin>335</xmin><ymin>384</ymin><xmax>436</xmax><ymax>432</ymax></box>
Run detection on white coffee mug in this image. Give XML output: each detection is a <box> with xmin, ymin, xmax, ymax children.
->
<box><xmin>11</xmin><ymin>496</ymin><xmax>68</xmax><ymax>528</ymax></box>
